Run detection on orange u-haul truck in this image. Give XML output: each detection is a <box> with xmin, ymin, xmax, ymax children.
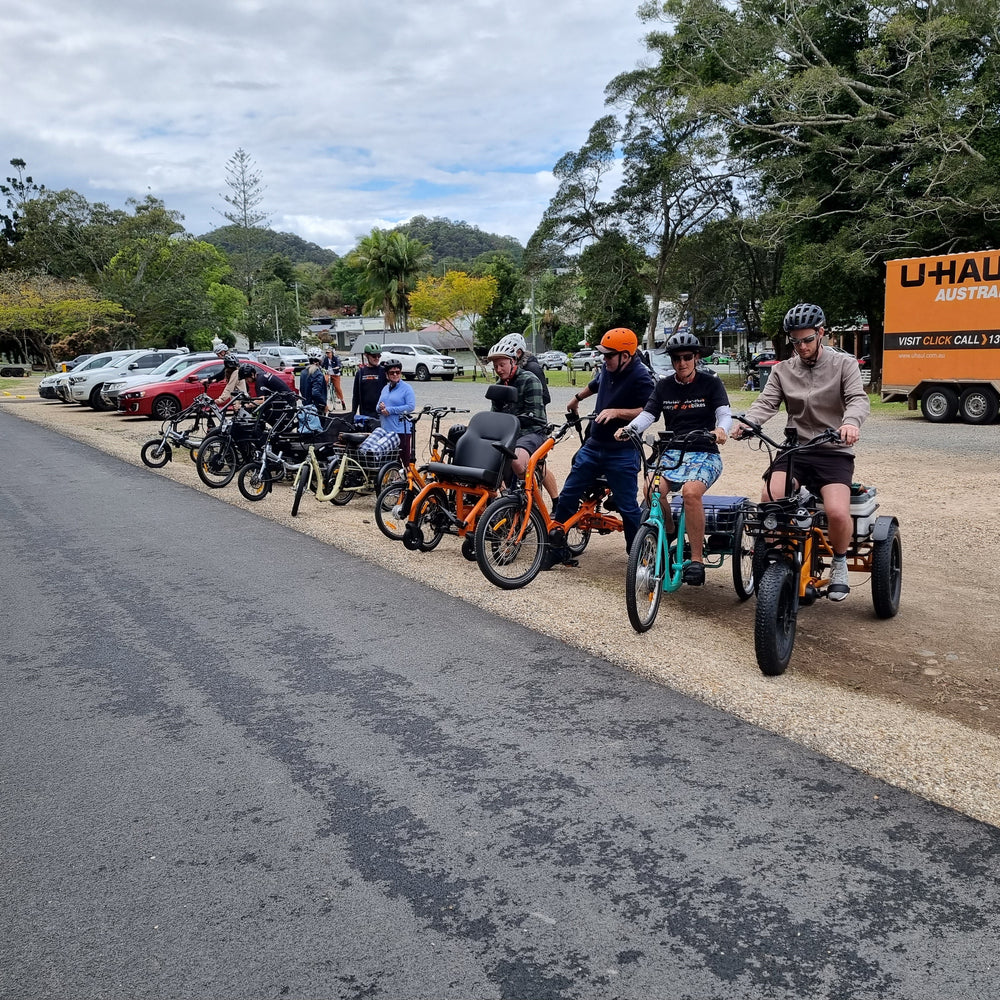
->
<box><xmin>883</xmin><ymin>250</ymin><xmax>1000</xmax><ymax>423</ymax></box>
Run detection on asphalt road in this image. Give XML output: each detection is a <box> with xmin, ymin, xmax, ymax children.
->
<box><xmin>2</xmin><ymin>411</ymin><xmax>999</xmax><ymax>1000</ymax></box>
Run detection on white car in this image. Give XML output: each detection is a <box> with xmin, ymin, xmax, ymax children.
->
<box><xmin>39</xmin><ymin>351</ymin><xmax>124</xmax><ymax>402</ymax></box>
<box><xmin>379</xmin><ymin>343</ymin><xmax>459</xmax><ymax>381</ymax></box>
<box><xmin>68</xmin><ymin>349</ymin><xmax>183</xmax><ymax>410</ymax></box>
<box><xmin>256</xmin><ymin>344</ymin><xmax>309</xmax><ymax>373</ymax></box>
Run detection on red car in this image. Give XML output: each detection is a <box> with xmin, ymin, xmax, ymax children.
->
<box><xmin>119</xmin><ymin>360</ymin><xmax>295</xmax><ymax>419</ymax></box>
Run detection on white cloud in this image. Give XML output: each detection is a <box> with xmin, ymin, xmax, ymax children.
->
<box><xmin>0</xmin><ymin>0</ymin><xmax>650</xmax><ymax>255</ymax></box>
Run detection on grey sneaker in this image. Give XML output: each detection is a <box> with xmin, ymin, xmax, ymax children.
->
<box><xmin>828</xmin><ymin>558</ymin><xmax>850</xmax><ymax>601</ymax></box>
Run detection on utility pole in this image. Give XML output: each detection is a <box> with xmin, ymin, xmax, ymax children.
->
<box><xmin>275</xmin><ymin>304</ymin><xmax>281</xmax><ymax>345</ymax></box>
<box><xmin>529</xmin><ymin>275</ymin><xmax>537</xmax><ymax>354</ymax></box>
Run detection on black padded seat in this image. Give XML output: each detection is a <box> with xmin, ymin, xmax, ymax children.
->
<box><xmin>423</xmin><ymin>410</ymin><xmax>519</xmax><ymax>488</ymax></box>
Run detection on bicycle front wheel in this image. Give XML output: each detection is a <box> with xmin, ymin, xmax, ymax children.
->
<box><xmin>237</xmin><ymin>462</ymin><xmax>271</xmax><ymax>501</ymax></box>
<box><xmin>625</xmin><ymin>522</ymin><xmax>664</xmax><ymax>633</ymax></box>
<box><xmin>754</xmin><ymin>562</ymin><xmax>798</xmax><ymax>676</ymax></box>
<box><xmin>291</xmin><ymin>466</ymin><xmax>311</xmax><ymax>517</ymax></box>
<box><xmin>474</xmin><ymin>496</ymin><xmax>546</xmax><ymax>590</ymax></box>
<box><xmin>374</xmin><ymin>480</ymin><xmax>411</xmax><ymax>541</ymax></box>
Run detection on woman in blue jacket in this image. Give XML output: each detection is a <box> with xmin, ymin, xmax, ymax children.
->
<box><xmin>376</xmin><ymin>358</ymin><xmax>416</xmax><ymax>465</ymax></box>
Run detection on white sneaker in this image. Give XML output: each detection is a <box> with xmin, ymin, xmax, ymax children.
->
<box><xmin>828</xmin><ymin>558</ymin><xmax>850</xmax><ymax>601</ymax></box>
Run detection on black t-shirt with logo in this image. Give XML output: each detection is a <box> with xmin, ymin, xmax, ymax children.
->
<box><xmin>642</xmin><ymin>370</ymin><xmax>729</xmax><ymax>455</ymax></box>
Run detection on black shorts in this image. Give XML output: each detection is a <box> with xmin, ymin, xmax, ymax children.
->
<box><xmin>769</xmin><ymin>450</ymin><xmax>854</xmax><ymax>493</ymax></box>
<box><xmin>515</xmin><ymin>432</ymin><xmax>546</xmax><ymax>457</ymax></box>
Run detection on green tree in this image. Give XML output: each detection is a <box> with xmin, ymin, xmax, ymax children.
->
<box><xmin>348</xmin><ymin>229</ymin><xmax>431</xmax><ymax>331</ymax></box>
<box><xmin>102</xmin><ymin>237</ymin><xmax>236</xmax><ymax>347</ymax></box>
<box><xmin>0</xmin><ymin>271</ymin><xmax>128</xmax><ymax>368</ymax></box>
<box><xmin>578</xmin><ymin>233</ymin><xmax>650</xmax><ymax>338</ymax></box>
<box><xmin>408</xmin><ymin>271</ymin><xmax>498</xmax><ymax>373</ymax></box>
<box><xmin>640</xmin><ymin>0</ymin><xmax>1000</xmax><ymax>371</ymax></box>
<box><xmin>0</xmin><ymin>159</ymin><xmax>45</xmax><ymax>268</ymax></box>
<box><xmin>218</xmin><ymin>148</ymin><xmax>269</xmax><ymax>344</ymax></box>
<box><xmin>474</xmin><ymin>254</ymin><xmax>526</xmax><ymax>347</ymax></box>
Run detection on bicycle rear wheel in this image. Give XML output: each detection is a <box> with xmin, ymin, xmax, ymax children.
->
<box><xmin>625</xmin><ymin>522</ymin><xmax>664</xmax><ymax>633</ymax></box>
<box><xmin>410</xmin><ymin>491</ymin><xmax>448</xmax><ymax>551</ymax></box>
<box><xmin>196</xmin><ymin>435</ymin><xmax>238</xmax><ymax>488</ymax></box>
<box><xmin>474</xmin><ymin>496</ymin><xmax>546</xmax><ymax>589</ymax></box>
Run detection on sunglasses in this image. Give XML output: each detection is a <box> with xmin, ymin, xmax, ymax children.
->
<box><xmin>790</xmin><ymin>333</ymin><xmax>818</xmax><ymax>346</ymax></box>
<box><xmin>386</xmin><ymin>367</ymin><xmax>402</xmax><ymax>374</ymax></box>
<box><xmin>671</xmin><ymin>353</ymin><xmax>697</xmax><ymax>363</ymax></box>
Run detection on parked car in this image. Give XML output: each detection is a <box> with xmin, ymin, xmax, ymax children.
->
<box><xmin>103</xmin><ymin>352</ymin><xmax>216</xmax><ymax>410</ymax></box>
<box><xmin>569</xmin><ymin>349</ymin><xmax>603</xmax><ymax>371</ymax></box>
<box><xmin>647</xmin><ymin>349</ymin><xmax>675</xmax><ymax>380</ymax></box>
<box><xmin>379</xmin><ymin>343</ymin><xmax>460</xmax><ymax>381</ymax></box>
<box><xmin>56</xmin><ymin>354</ymin><xmax>93</xmax><ymax>372</ymax></box>
<box><xmin>38</xmin><ymin>352</ymin><xmax>118</xmax><ymax>400</ymax></box>
<box><xmin>705</xmin><ymin>352</ymin><xmax>732</xmax><ymax>365</ymax></box>
<box><xmin>118</xmin><ymin>360</ymin><xmax>295</xmax><ymax>420</ymax></box>
<box><xmin>536</xmin><ymin>350</ymin><xmax>569</xmax><ymax>370</ymax></box>
<box><xmin>68</xmin><ymin>349</ymin><xmax>184</xmax><ymax>410</ymax></box>
<box><xmin>256</xmin><ymin>344</ymin><xmax>310</xmax><ymax>374</ymax></box>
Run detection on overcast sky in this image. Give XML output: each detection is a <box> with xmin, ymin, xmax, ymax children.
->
<box><xmin>2</xmin><ymin>0</ymin><xmax>651</xmax><ymax>256</ymax></box>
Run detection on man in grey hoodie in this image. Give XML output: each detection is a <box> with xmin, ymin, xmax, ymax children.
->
<box><xmin>733</xmin><ymin>302</ymin><xmax>869</xmax><ymax>601</ymax></box>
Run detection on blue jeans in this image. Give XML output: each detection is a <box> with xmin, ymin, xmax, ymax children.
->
<box><xmin>552</xmin><ymin>442</ymin><xmax>642</xmax><ymax>551</ymax></box>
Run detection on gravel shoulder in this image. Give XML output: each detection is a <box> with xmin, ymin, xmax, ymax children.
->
<box><xmin>4</xmin><ymin>381</ymin><xmax>999</xmax><ymax>828</ymax></box>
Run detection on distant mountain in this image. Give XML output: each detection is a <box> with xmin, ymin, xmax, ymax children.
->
<box><xmin>199</xmin><ymin>226</ymin><xmax>338</xmax><ymax>266</ymax></box>
<box><xmin>391</xmin><ymin>215</ymin><xmax>524</xmax><ymax>265</ymax></box>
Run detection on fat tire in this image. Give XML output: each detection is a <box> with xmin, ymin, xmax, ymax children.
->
<box><xmin>871</xmin><ymin>522</ymin><xmax>902</xmax><ymax>619</ymax></box>
<box><xmin>140</xmin><ymin>439</ymin><xmax>172</xmax><ymax>468</ymax></box>
<box><xmin>731</xmin><ymin>510</ymin><xmax>755</xmax><ymax>601</ymax></box>
<box><xmin>625</xmin><ymin>522</ymin><xmax>664</xmax><ymax>633</ymax></box>
<box><xmin>754</xmin><ymin>562</ymin><xmax>798</xmax><ymax>676</ymax></box>
<box><xmin>237</xmin><ymin>462</ymin><xmax>271</xmax><ymax>501</ymax></box>
<box><xmin>474</xmin><ymin>496</ymin><xmax>546</xmax><ymax>589</ymax></box>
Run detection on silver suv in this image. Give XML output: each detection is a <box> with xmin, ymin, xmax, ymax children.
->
<box><xmin>379</xmin><ymin>343</ymin><xmax>459</xmax><ymax>381</ymax></box>
<box><xmin>569</xmin><ymin>349</ymin><xmax>603</xmax><ymax>371</ymax></box>
<box><xmin>256</xmin><ymin>344</ymin><xmax>309</xmax><ymax>374</ymax></box>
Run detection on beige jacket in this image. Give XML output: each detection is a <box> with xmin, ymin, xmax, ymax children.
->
<box><xmin>744</xmin><ymin>348</ymin><xmax>869</xmax><ymax>455</ymax></box>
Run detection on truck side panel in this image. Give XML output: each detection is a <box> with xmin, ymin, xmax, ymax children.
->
<box><xmin>883</xmin><ymin>252</ymin><xmax>1000</xmax><ymax>391</ymax></box>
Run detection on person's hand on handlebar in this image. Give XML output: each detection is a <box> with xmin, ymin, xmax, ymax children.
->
<box><xmin>838</xmin><ymin>423</ymin><xmax>860</xmax><ymax>446</ymax></box>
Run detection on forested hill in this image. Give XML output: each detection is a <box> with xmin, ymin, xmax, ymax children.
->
<box><xmin>392</xmin><ymin>216</ymin><xmax>524</xmax><ymax>264</ymax></box>
<box><xmin>199</xmin><ymin>226</ymin><xmax>338</xmax><ymax>265</ymax></box>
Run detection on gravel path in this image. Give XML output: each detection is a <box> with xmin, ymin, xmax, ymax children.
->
<box><xmin>4</xmin><ymin>380</ymin><xmax>999</xmax><ymax>829</ymax></box>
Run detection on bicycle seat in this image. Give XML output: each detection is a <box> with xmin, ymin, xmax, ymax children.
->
<box><xmin>339</xmin><ymin>431</ymin><xmax>369</xmax><ymax>446</ymax></box>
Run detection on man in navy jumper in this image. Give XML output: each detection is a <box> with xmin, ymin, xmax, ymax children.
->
<box><xmin>551</xmin><ymin>327</ymin><xmax>655</xmax><ymax>561</ymax></box>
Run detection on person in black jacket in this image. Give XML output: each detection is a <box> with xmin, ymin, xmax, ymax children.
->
<box><xmin>351</xmin><ymin>344</ymin><xmax>388</xmax><ymax>420</ymax></box>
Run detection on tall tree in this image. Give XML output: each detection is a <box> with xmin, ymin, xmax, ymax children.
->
<box><xmin>348</xmin><ymin>229</ymin><xmax>431</xmax><ymax>331</ymax></box>
<box><xmin>0</xmin><ymin>159</ymin><xmax>45</xmax><ymax>268</ymax></box>
<box><xmin>218</xmin><ymin>148</ymin><xmax>269</xmax><ymax>345</ymax></box>
<box><xmin>640</xmin><ymin>0</ymin><xmax>1000</xmax><ymax>364</ymax></box>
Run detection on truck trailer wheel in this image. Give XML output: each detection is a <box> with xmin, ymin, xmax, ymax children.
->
<box><xmin>919</xmin><ymin>386</ymin><xmax>958</xmax><ymax>423</ymax></box>
<box><xmin>958</xmin><ymin>386</ymin><xmax>999</xmax><ymax>424</ymax></box>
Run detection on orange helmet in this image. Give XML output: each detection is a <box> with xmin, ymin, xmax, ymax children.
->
<box><xmin>597</xmin><ymin>327</ymin><xmax>638</xmax><ymax>355</ymax></box>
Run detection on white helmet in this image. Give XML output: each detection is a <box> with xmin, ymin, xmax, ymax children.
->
<box><xmin>487</xmin><ymin>338</ymin><xmax>519</xmax><ymax>361</ymax></box>
<box><xmin>307</xmin><ymin>346</ymin><xmax>323</xmax><ymax>360</ymax></box>
<box><xmin>492</xmin><ymin>333</ymin><xmax>526</xmax><ymax>357</ymax></box>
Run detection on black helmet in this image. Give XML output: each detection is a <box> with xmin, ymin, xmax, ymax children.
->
<box><xmin>238</xmin><ymin>363</ymin><xmax>256</xmax><ymax>380</ymax></box>
<box><xmin>223</xmin><ymin>353</ymin><xmax>240</xmax><ymax>369</ymax></box>
<box><xmin>447</xmin><ymin>424</ymin><xmax>467</xmax><ymax>447</ymax></box>
<box><xmin>783</xmin><ymin>303</ymin><xmax>826</xmax><ymax>333</ymax></box>
<box><xmin>666</xmin><ymin>331</ymin><xmax>703</xmax><ymax>356</ymax></box>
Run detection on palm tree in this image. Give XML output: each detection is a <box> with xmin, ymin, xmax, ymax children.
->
<box><xmin>348</xmin><ymin>229</ymin><xmax>431</xmax><ymax>331</ymax></box>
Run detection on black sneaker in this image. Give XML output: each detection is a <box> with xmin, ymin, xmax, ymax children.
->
<box><xmin>682</xmin><ymin>561</ymin><xmax>705</xmax><ymax>586</ymax></box>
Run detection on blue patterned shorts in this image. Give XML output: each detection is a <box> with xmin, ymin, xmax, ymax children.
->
<box><xmin>658</xmin><ymin>450</ymin><xmax>723</xmax><ymax>489</ymax></box>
